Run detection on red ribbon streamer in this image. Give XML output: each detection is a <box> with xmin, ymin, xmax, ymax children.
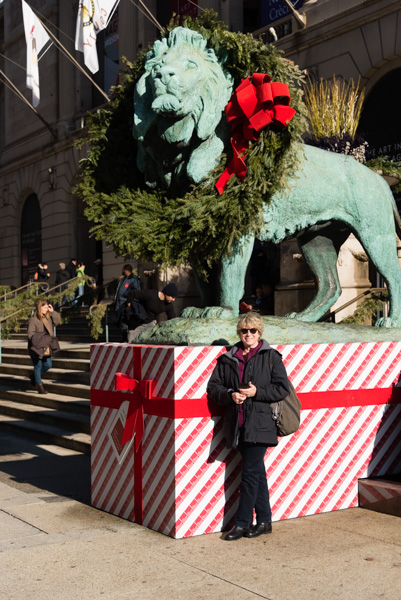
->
<box><xmin>216</xmin><ymin>72</ymin><xmax>296</xmax><ymax>194</ymax></box>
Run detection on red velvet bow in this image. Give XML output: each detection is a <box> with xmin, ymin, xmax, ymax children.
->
<box><xmin>216</xmin><ymin>73</ymin><xmax>296</xmax><ymax>194</ymax></box>
<box><xmin>115</xmin><ymin>372</ymin><xmax>153</xmax><ymax>450</ymax></box>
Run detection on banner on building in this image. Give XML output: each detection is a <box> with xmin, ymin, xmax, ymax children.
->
<box><xmin>262</xmin><ymin>0</ymin><xmax>305</xmax><ymax>27</ymax></box>
<box><xmin>21</xmin><ymin>0</ymin><xmax>51</xmax><ymax>107</ymax></box>
<box><xmin>75</xmin><ymin>0</ymin><xmax>120</xmax><ymax>74</ymax></box>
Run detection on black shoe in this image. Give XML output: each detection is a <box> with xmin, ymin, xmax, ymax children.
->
<box><xmin>244</xmin><ymin>522</ymin><xmax>272</xmax><ymax>538</ymax></box>
<box><xmin>37</xmin><ymin>384</ymin><xmax>48</xmax><ymax>395</ymax></box>
<box><xmin>224</xmin><ymin>526</ymin><xmax>248</xmax><ymax>541</ymax></box>
<box><xmin>28</xmin><ymin>374</ymin><xmax>36</xmax><ymax>387</ymax></box>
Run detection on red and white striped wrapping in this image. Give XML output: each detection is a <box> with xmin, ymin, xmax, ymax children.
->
<box><xmin>90</xmin><ymin>341</ymin><xmax>401</xmax><ymax>538</ymax></box>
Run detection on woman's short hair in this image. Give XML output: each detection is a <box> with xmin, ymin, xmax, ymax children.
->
<box><xmin>236</xmin><ymin>312</ymin><xmax>264</xmax><ymax>336</ymax></box>
<box><xmin>34</xmin><ymin>299</ymin><xmax>49</xmax><ymax>320</ymax></box>
<box><xmin>59</xmin><ymin>262</ymin><xmax>65</xmax><ymax>270</ymax></box>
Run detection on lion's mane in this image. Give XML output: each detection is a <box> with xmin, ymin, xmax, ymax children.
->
<box><xmin>133</xmin><ymin>27</ymin><xmax>233</xmax><ymax>191</ymax></box>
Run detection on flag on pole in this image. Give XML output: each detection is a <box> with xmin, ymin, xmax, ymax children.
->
<box><xmin>21</xmin><ymin>0</ymin><xmax>51</xmax><ymax>108</ymax></box>
<box><xmin>75</xmin><ymin>0</ymin><xmax>120</xmax><ymax>74</ymax></box>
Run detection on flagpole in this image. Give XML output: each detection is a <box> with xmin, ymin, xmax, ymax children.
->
<box><xmin>133</xmin><ymin>0</ymin><xmax>164</xmax><ymax>32</ymax></box>
<box><xmin>0</xmin><ymin>69</ymin><xmax>57</xmax><ymax>139</ymax></box>
<box><xmin>32</xmin><ymin>8</ymin><xmax>111</xmax><ymax>103</ymax></box>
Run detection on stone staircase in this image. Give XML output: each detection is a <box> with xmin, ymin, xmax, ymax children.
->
<box><xmin>0</xmin><ymin>308</ymin><xmax>123</xmax><ymax>454</ymax></box>
<box><xmin>0</xmin><ymin>339</ymin><xmax>92</xmax><ymax>455</ymax></box>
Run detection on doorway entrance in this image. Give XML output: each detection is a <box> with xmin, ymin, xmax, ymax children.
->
<box><xmin>20</xmin><ymin>193</ymin><xmax>42</xmax><ymax>285</ymax></box>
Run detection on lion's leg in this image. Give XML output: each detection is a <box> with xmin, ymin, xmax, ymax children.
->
<box><xmin>355</xmin><ymin>227</ymin><xmax>401</xmax><ymax>328</ymax></box>
<box><xmin>287</xmin><ymin>227</ymin><xmax>348</xmax><ymax>322</ymax></box>
<box><xmin>219</xmin><ymin>234</ymin><xmax>255</xmax><ymax>313</ymax></box>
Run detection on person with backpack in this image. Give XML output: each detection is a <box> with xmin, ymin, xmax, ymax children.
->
<box><xmin>207</xmin><ymin>312</ymin><xmax>290</xmax><ymax>541</ymax></box>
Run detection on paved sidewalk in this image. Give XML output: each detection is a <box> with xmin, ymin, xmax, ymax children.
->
<box><xmin>0</xmin><ymin>430</ymin><xmax>400</xmax><ymax>600</ymax></box>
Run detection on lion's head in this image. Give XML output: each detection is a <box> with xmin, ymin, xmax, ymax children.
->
<box><xmin>133</xmin><ymin>27</ymin><xmax>233</xmax><ymax>191</ymax></box>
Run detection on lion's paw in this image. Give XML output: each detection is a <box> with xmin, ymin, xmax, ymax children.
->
<box><xmin>375</xmin><ymin>317</ymin><xmax>399</xmax><ymax>328</ymax></box>
<box><xmin>284</xmin><ymin>312</ymin><xmax>298</xmax><ymax>320</ymax></box>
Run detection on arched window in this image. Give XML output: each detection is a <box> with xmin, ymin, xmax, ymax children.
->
<box><xmin>20</xmin><ymin>193</ymin><xmax>42</xmax><ymax>284</ymax></box>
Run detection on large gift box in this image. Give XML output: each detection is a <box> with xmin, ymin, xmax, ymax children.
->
<box><xmin>90</xmin><ymin>341</ymin><xmax>401</xmax><ymax>538</ymax></box>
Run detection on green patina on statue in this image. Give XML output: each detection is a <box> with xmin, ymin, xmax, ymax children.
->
<box><xmin>77</xmin><ymin>13</ymin><xmax>401</xmax><ymax>342</ymax></box>
<box><xmin>133</xmin><ymin>26</ymin><xmax>401</xmax><ymax>328</ymax></box>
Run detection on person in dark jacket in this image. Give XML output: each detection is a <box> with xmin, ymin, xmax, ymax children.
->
<box><xmin>126</xmin><ymin>282</ymin><xmax>178</xmax><ymax>343</ymax></box>
<box><xmin>55</xmin><ymin>262</ymin><xmax>71</xmax><ymax>305</ymax></box>
<box><xmin>27</xmin><ymin>299</ymin><xmax>61</xmax><ymax>394</ymax></box>
<box><xmin>113</xmin><ymin>264</ymin><xmax>141</xmax><ymax>341</ymax></box>
<box><xmin>55</xmin><ymin>262</ymin><xmax>70</xmax><ymax>289</ymax></box>
<box><xmin>207</xmin><ymin>312</ymin><xmax>290</xmax><ymax>541</ymax></box>
<box><xmin>65</xmin><ymin>258</ymin><xmax>78</xmax><ymax>279</ymax></box>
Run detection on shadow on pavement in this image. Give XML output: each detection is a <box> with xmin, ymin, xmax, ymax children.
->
<box><xmin>0</xmin><ymin>429</ymin><xmax>91</xmax><ymax>504</ymax></box>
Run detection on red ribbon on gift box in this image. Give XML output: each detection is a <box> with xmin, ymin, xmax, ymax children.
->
<box><xmin>215</xmin><ymin>72</ymin><xmax>296</xmax><ymax>194</ymax></box>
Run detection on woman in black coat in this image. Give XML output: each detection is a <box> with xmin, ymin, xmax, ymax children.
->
<box><xmin>207</xmin><ymin>312</ymin><xmax>289</xmax><ymax>541</ymax></box>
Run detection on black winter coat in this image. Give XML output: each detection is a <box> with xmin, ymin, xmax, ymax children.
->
<box><xmin>207</xmin><ymin>340</ymin><xmax>290</xmax><ymax>448</ymax></box>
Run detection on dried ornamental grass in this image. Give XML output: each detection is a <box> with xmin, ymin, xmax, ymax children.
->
<box><xmin>304</xmin><ymin>75</ymin><xmax>365</xmax><ymax>139</ymax></box>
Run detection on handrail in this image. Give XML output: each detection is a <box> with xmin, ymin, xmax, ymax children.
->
<box><xmin>318</xmin><ymin>287</ymin><xmax>387</xmax><ymax>323</ymax></box>
<box><xmin>1</xmin><ymin>280</ymin><xmax>49</xmax><ymax>299</ymax></box>
<box><xmin>0</xmin><ymin>277</ymin><xmax>90</xmax><ymax>325</ymax></box>
<box><xmin>45</xmin><ymin>275</ymin><xmax>95</xmax><ymax>296</ymax></box>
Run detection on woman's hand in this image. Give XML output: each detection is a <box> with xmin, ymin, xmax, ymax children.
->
<box><xmin>48</xmin><ymin>304</ymin><xmax>54</xmax><ymax>312</ymax></box>
<box><xmin>240</xmin><ymin>381</ymin><xmax>257</xmax><ymax>398</ymax></box>
<box><xmin>232</xmin><ymin>391</ymin><xmax>247</xmax><ymax>405</ymax></box>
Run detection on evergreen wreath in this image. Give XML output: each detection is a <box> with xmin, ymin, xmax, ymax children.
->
<box><xmin>75</xmin><ymin>11</ymin><xmax>307</xmax><ymax>277</ymax></box>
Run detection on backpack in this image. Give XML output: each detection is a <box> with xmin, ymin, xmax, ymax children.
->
<box><xmin>268</xmin><ymin>351</ymin><xmax>301</xmax><ymax>437</ymax></box>
<box><xmin>125</xmin><ymin>298</ymin><xmax>148</xmax><ymax>323</ymax></box>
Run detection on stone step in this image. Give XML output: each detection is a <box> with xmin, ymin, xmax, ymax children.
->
<box><xmin>0</xmin><ymin>363</ymin><xmax>90</xmax><ymax>384</ymax></box>
<box><xmin>0</xmin><ymin>398</ymin><xmax>90</xmax><ymax>433</ymax></box>
<box><xmin>3</xmin><ymin>346</ymin><xmax>91</xmax><ymax>360</ymax></box>
<box><xmin>0</xmin><ymin>414</ymin><xmax>90</xmax><ymax>455</ymax></box>
<box><xmin>0</xmin><ymin>373</ymin><xmax>90</xmax><ymax>399</ymax></box>
<box><xmin>0</xmin><ymin>381</ymin><xmax>89</xmax><ymax>413</ymax></box>
<box><xmin>1</xmin><ymin>353</ymin><xmax>89</xmax><ymax>371</ymax></box>
<box><xmin>359</xmin><ymin>476</ymin><xmax>401</xmax><ymax>518</ymax></box>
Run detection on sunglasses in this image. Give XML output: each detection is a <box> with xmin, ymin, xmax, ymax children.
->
<box><xmin>240</xmin><ymin>328</ymin><xmax>258</xmax><ymax>334</ymax></box>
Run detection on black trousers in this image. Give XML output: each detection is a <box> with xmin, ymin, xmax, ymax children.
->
<box><xmin>235</xmin><ymin>438</ymin><xmax>272</xmax><ymax>529</ymax></box>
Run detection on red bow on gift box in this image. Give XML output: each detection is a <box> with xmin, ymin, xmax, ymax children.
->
<box><xmin>115</xmin><ymin>372</ymin><xmax>153</xmax><ymax>450</ymax></box>
<box><xmin>216</xmin><ymin>73</ymin><xmax>296</xmax><ymax>194</ymax></box>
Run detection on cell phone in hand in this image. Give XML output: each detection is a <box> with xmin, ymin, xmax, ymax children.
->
<box><xmin>238</xmin><ymin>383</ymin><xmax>250</xmax><ymax>389</ymax></box>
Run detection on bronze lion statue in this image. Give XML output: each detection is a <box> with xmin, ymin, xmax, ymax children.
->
<box><xmin>133</xmin><ymin>27</ymin><xmax>401</xmax><ymax>327</ymax></box>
